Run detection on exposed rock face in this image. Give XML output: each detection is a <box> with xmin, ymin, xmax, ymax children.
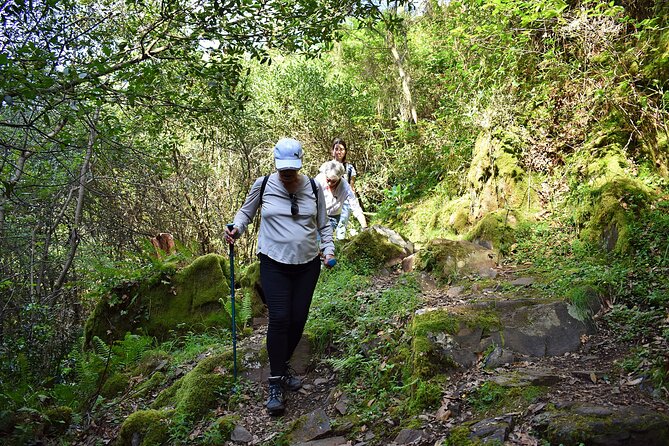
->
<box><xmin>533</xmin><ymin>403</ymin><xmax>669</xmax><ymax>446</ymax></box>
<box><xmin>488</xmin><ymin>300</ymin><xmax>596</xmax><ymax>357</ymax></box>
<box><xmin>414</xmin><ymin>239</ymin><xmax>498</xmax><ymax>278</ymax></box>
<box><xmin>412</xmin><ymin>298</ymin><xmax>595</xmax><ymax>372</ymax></box>
<box><xmin>341</xmin><ymin>225</ymin><xmax>413</xmax><ymax>267</ymax></box>
<box><xmin>84</xmin><ymin>254</ymin><xmax>232</xmax><ymax>346</ymax></box>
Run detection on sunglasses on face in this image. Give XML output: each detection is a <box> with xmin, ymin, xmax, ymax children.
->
<box><xmin>289</xmin><ymin>193</ymin><xmax>299</xmax><ymax>216</ymax></box>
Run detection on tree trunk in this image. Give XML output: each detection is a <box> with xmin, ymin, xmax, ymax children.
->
<box><xmin>53</xmin><ymin>110</ymin><xmax>98</xmax><ymax>292</ymax></box>
<box><xmin>386</xmin><ymin>31</ymin><xmax>418</xmax><ymax>125</ymax></box>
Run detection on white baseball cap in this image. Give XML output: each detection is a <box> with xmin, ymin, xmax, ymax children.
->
<box><xmin>274</xmin><ymin>138</ymin><xmax>303</xmax><ymax>170</ymax></box>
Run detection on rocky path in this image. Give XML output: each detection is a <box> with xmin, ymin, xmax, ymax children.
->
<box><xmin>220</xmin><ymin>265</ymin><xmax>669</xmax><ymax>445</ymax></box>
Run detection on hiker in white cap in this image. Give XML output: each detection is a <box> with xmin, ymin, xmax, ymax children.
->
<box><xmin>225</xmin><ymin>137</ymin><xmax>335</xmax><ymax>416</ymax></box>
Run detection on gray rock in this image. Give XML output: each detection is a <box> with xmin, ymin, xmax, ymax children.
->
<box><xmin>290</xmin><ymin>409</ymin><xmax>332</xmax><ymax>443</ymax></box>
<box><xmin>447</xmin><ymin>286</ymin><xmax>465</xmax><ymax>298</ymax></box>
<box><xmin>231</xmin><ymin>425</ymin><xmax>253</xmax><ymax>443</ymax></box>
<box><xmin>490</xmin><ymin>368</ymin><xmax>561</xmax><ymax>387</ymax></box>
<box><xmin>334</xmin><ymin>393</ymin><xmax>350</xmax><ymax>415</ymax></box>
<box><xmin>469</xmin><ymin>415</ymin><xmax>514</xmax><ymax>443</ymax></box>
<box><xmin>393</xmin><ymin>429</ymin><xmax>424</xmax><ymax>444</ymax></box>
<box><xmin>510</xmin><ymin>277</ymin><xmax>535</xmax><ymax>286</ymax></box>
<box><xmin>491</xmin><ymin>301</ymin><xmax>595</xmax><ymax>357</ymax></box>
<box><xmin>533</xmin><ymin>404</ymin><xmax>669</xmax><ymax>446</ymax></box>
<box><xmin>483</xmin><ymin>346</ymin><xmax>516</xmax><ymax>368</ymax></box>
<box><xmin>292</xmin><ymin>436</ymin><xmax>348</xmax><ymax>446</ymax></box>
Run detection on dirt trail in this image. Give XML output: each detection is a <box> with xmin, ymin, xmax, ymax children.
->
<box><xmin>228</xmin><ymin>265</ymin><xmax>669</xmax><ymax>445</ymax></box>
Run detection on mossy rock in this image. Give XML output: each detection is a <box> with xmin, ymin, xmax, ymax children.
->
<box><xmin>533</xmin><ymin>403</ymin><xmax>669</xmax><ymax>446</ymax></box>
<box><xmin>578</xmin><ymin>177</ymin><xmax>652</xmax><ymax>252</ymax></box>
<box><xmin>84</xmin><ymin>254</ymin><xmax>232</xmax><ymax>346</ymax></box>
<box><xmin>415</xmin><ymin>239</ymin><xmax>498</xmax><ymax>281</ymax></box>
<box><xmin>133</xmin><ymin>351</ymin><xmax>172</xmax><ymax>377</ymax></box>
<box><xmin>134</xmin><ymin>371</ymin><xmax>166</xmax><ymax>398</ymax></box>
<box><xmin>466</xmin><ymin>209</ymin><xmax>521</xmax><ymax>255</ymax></box>
<box><xmin>152</xmin><ymin>352</ymin><xmax>234</xmax><ymax>418</ymax></box>
<box><xmin>341</xmin><ymin>225</ymin><xmax>410</xmax><ymax>268</ymax></box>
<box><xmin>101</xmin><ymin>372</ymin><xmax>130</xmax><ymax>399</ymax></box>
<box><xmin>238</xmin><ymin>260</ymin><xmax>266</xmax><ymax>316</ymax></box>
<box><xmin>116</xmin><ymin>409</ymin><xmax>173</xmax><ymax>446</ymax></box>
<box><xmin>404</xmin><ymin>191</ymin><xmax>472</xmax><ymax>242</ymax></box>
<box><xmin>410</xmin><ymin>307</ymin><xmax>501</xmax><ymax>378</ymax></box>
<box><xmin>467</xmin><ymin>129</ymin><xmax>531</xmax><ymax>219</ymax></box>
<box><xmin>202</xmin><ymin>415</ymin><xmax>239</xmax><ymax>444</ymax></box>
<box><xmin>43</xmin><ymin>406</ymin><xmax>73</xmax><ymax>435</ymax></box>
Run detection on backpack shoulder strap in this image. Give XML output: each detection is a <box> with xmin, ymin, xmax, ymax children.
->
<box><xmin>309</xmin><ymin>177</ymin><xmax>319</xmax><ymax>207</ymax></box>
<box><xmin>259</xmin><ymin>174</ymin><xmax>270</xmax><ymax>205</ymax></box>
<box><xmin>261</xmin><ymin>174</ymin><xmax>318</xmax><ymax>208</ymax></box>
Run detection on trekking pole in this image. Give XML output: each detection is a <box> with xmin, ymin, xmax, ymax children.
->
<box><xmin>226</xmin><ymin>223</ymin><xmax>238</xmax><ymax>383</ymax></box>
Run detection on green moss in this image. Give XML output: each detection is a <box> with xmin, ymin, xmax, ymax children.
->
<box><xmin>175</xmin><ymin>254</ymin><xmax>229</xmax><ymax>309</ymax></box>
<box><xmin>578</xmin><ymin>177</ymin><xmax>652</xmax><ymax>252</ymax></box>
<box><xmin>43</xmin><ymin>406</ymin><xmax>72</xmax><ymax>435</ymax></box>
<box><xmin>238</xmin><ymin>261</ymin><xmax>265</xmax><ymax>316</ymax></box>
<box><xmin>84</xmin><ymin>254</ymin><xmax>232</xmax><ymax>346</ymax></box>
<box><xmin>444</xmin><ymin>424</ymin><xmax>482</xmax><ymax>446</ymax></box>
<box><xmin>135</xmin><ymin>372</ymin><xmax>166</xmax><ymax>398</ymax></box>
<box><xmin>410</xmin><ymin>308</ymin><xmax>501</xmax><ymax>378</ymax></box>
<box><xmin>152</xmin><ymin>353</ymin><xmax>233</xmax><ymax>418</ymax></box>
<box><xmin>467</xmin><ymin>129</ymin><xmax>529</xmax><ymax>219</ymax></box>
<box><xmin>466</xmin><ymin>210</ymin><xmax>520</xmax><ymax>255</ymax></box>
<box><xmin>404</xmin><ymin>191</ymin><xmax>471</xmax><ymax>242</ymax></box>
<box><xmin>101</xmin><ymin>373</ymin><xmax>130</xmax><ymax>399</ymax></box>
<box><xmin>116</xmin><ymin>409</ymin><xmax>173</xmax><ymax>446</ymax></box>
<box><xmin>406</xmin><ymin>377</ymin><xmax>446</xmax><ymax>414</ymax></box>
<box><xmin>467</xmin><ymin>381</ymin><xmax>547</xmax><ymax>417</ymax></box>
<box><xmin>341</xmin><ymin>228</ymin><xmax>406</xmax><ymax>268</ymax></box>
<box><xmin>133</xmin><ymin>351</ymin><xmax>172</xmax><ymax>376</ymax></box>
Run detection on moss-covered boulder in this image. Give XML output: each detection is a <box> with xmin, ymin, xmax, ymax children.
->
<box><xmin>567</xmin><ymin>130</ymin><xmax>654</xmax><ymax>252</ymax></box>
<box><xmin>410</xmin><ymin>307</ymin><xmax>502</xmax><ymax>378</ymax></box>
<box><xmin>533</xmin><ymin>403</ymin><xmax>669</xmax><ymax>446</ymax></box>
<box><xmin>152</xmin><ymin>352</ymin><xmax>234</xmax><ymax>418</ymax></box>
<box><xmin>414</xmin><ymin>239</ymin><xmax>498</xmax><ymax>280</ymax></box>
<box><xmin>341</xmin><ymin>225</ymin><xmax>413</xmax><ymax>268</ymax></box>
<box><xmin>237</xmin><ymin>260</ymin><xmax>266</xmax><ymax>316</ymax></box>
<box><xmin>404</xmin><ymin>192</ymin><xmax>473</xmax><ymax>242</ymax></box>
<box><xmin>579</xmin><ymin>177</ymin><xmax>652</xmax><ymax>252</ymax></box>
<box><xmin>84</xmin><ymin>254</ymin><xmax>232</xmax><ymax>346</ymax></box>
<box><xmin>43</xmin><ymin>406</ymin><xmax>73</xmax><ymax>435</ymax></box>
<box><xmin>101</xmin><ymin>372</ymin><xmax>130</xmax><ymax>399</ymax></box>
<box><xmin>466</xmin><ymin>209</ymin><xmax>521</xmax><ymax>255</ymax></box>
<box><xmin>467</xmin><ymin>129</ymin><xmax>537</xmax><ymax>219</ymax></box>
<box><xmin>116</xmin><ymin>409</ymin><xmax>172</xmax><ymax>446</ymax></box>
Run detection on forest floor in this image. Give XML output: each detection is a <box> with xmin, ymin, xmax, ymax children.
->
<box><xmin>201</xmin><ymin>265</ymin><xmax>669</xmax><ymax>446</ymax></box>
<box><xmin>73</xmin><ymin>264</ymin><xmax>669</xmax><ymax>445</ymax></box>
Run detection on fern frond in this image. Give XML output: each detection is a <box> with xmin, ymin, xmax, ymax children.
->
<box><xmin>91</xmin><ymin>336</ymin><xmax>111</xmax><ymax>358</ymax></box>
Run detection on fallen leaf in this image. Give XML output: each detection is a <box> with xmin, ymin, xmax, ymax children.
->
<box><xmin>590</xmin><ymin>372</ymin><xmax>597</xmax><ymax>384</ymax></box>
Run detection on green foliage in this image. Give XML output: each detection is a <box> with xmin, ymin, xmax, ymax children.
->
<box><xmin>223</xmin><ymin>289</ymin><xmax>254</xmax><ymax>330</ymax></box>
<box><xmin>466</xmin><ymin>381</ymin><xmax>545</xmax><ymax>416</ymax></box>
<box><xmin>159</xmin><ymin>329</ymin><xmax>232</xmax><ymax>367</ymax></box>
<box><xmin>507</xmin><ymin>200</ymin><xmax>669</xmax><ymax>394</ymax></box>
<box><xmin>309</xmin><ymin>267</ymin><xmax>425</xmax><ymax>426</ymax></box>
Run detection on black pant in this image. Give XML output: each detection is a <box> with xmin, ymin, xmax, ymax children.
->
<box><xmin>259</xmin><ymin>253</ymin><xmax>321</xmax><ymax>376</ymax></box>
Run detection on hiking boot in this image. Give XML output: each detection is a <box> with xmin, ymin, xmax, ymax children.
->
<box><xmin>266</xmin><ymin>377</ymin><xmax>285</xmax><ymax>416</ymax></box>
<box><xmin>281</xmin><ymin>365</ymin><xmax>302</xmax><ymax>391</ymax></box>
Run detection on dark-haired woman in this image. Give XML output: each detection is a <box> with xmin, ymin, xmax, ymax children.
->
<box><xmin>331</xmin><ymin>138</ymin><xmax>358</xmax><ymax>239</ymax></box>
